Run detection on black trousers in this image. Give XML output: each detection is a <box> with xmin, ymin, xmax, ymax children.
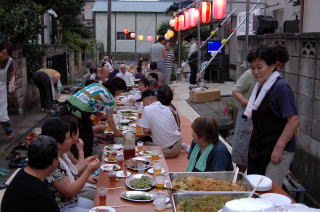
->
<box><xmin>61</xmin><ymin>102</ymin><xmax>94</xmax><ymax>157</ymax></box>
<box><xmin>32</xmin><ymin>72</ymin><xmax>53</xmax><ymax>110</ymax></box>
<box><xmin>189</xmin><ymin>63</ymin><xmax>197</xmax><ymax>84</ymax></box>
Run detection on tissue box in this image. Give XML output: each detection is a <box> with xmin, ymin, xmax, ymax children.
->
<box><xmin>189</xmin><ymin>89</ymin><xmax>221</xmax><ymax>103</ymax></box>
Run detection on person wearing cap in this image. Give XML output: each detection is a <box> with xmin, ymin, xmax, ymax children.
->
<box><xmin>62</xmin><ymin>77</ymin><xmax>127</xmax><ymax>157</ymax></box>
<box><xmin>138</xmin><ymin>90</ymin><xmax>181</xmax><ymax>158</ymax></box>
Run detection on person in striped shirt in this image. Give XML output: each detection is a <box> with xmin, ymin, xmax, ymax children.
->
<box><xmin>164</xmin><ymin>42</ymin><xmax>175</xmax><ymax>85</ymax></box>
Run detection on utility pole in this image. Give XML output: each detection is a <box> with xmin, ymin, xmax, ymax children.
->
<box><xmin>107</xmin><ymin>0</ymin><xmax>112</xmax><ymax>56</ymax></box>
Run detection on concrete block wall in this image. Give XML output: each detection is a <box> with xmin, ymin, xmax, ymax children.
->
<box><xmin>237</xmin><ymin>33</ymin><xmax>320</xmax><ymax>205</ymax></box>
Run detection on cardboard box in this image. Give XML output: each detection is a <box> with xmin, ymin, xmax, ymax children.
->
<box><xmin>189</xmin><ymin>89</ymin><xmax>221</xmax><ymax>103</ymax></box>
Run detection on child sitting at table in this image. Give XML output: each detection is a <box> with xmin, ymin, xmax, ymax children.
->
<box><xmin>186</xmin><ymin>117</ymin><xmax>233</xmax><ymax>172</ymax></box>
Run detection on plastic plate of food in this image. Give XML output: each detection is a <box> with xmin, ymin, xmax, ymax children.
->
<box><xmin>116</xmin><ymin>171</ymin><xmax>132</xmax><ymax>178</ymax></box>
<box><xmin>125</xmin><ymin>157</ymin><xmax>152</xmax><ymax>171</ymax></box>
<box><xmin>125</xmin><ymin>174</ymin><xmax>155</xmax><ymax>191</ymax></box>
<box><xmin>120</xmin><ymin>191</ymin><xmax>154</xmax><ymax>202</ymax></box>
<box><xmin>105</xmin><ymin>144</ymin><xmax>123</xmax><ymax>150</ymax></box>
<box><xmin>104</xmin><ymin>156</ymin><xmax>117</xmax><ymax>163</ymax></box>
<box><xmin>100</xmin><ymin>164</ymin><xmax>121</xmax><ymax>171</ymax></box>
<box><xmin>147</xmin><ymin>168</ymin><xmax>166</xmax><ymax>175</ymax></box>
<box><xmin>139</xmin><ymin>150</ymin><xmax>152</xmax><ymax>156</ymax></box>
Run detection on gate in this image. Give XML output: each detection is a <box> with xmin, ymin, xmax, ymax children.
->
<box><xmin>46</xmin><ymin>52</ymin><xmax>68</xmax><ymax>83</ymax></box>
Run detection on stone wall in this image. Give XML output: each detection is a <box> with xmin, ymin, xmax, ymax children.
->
<box><xmin>237</xmin><ymin>33</ymin><xmax>320</xmax><ymax>205</ymax></box>
<box><xmin>7</xmin><ymin>49</ymin><xmax>27</xmax><ymax>114</ymax></box>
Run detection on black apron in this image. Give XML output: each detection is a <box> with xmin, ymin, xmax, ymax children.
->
<box><xmin>247</xmin><ymin>78</ymin><xmax>287</xmax><ymax>175</ymax></box>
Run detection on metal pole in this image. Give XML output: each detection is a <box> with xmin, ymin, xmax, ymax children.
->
<box><xmin>200</xmin><ymin>8</ymin><xmax>237</xmax><ymax>49</ymax></box>
<box><xmin>199</xmin><ymin>0</ymin><xmax>262</xmax><ymax>75</ymax></box>
<box><xmin>177</xmin><ymin>0</ymin><xmax>182</xmax><ymax>68</ymax></box>
<box><xmin>107</xmin><ymin>0</ymin><xmax>112</xmax><ymax>56</ymax></box>
<box><xmin>196</xmin><ymin>1</ymin><xmax>201</xmax><ymax>87</ymax></box>
<box><xmin>244</xmin><ymin>0</ymin><xmax>250</xmax><ymax>69</ymax></box>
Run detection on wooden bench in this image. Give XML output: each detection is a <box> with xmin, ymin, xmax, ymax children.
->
<box><xmin>283</xmin><ymin>170</ymin><xmax>305</xmax><ymax>203</ymax></box>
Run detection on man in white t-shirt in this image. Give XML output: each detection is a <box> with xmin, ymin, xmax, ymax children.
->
<box><xmin>138</xmin><ymin>90</ymin><xmax>181</xmax><ymax>158</ymax></box>
<box><xmin>116</xmin><ymin>64</ymin><xmax>134</xmax><ymax>85</ymax></box>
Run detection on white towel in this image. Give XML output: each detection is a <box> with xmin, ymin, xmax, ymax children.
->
<box><xmin>243</xmin><ymin>71</ymin><xmax>280</xmax><ymax>119</ymax></box>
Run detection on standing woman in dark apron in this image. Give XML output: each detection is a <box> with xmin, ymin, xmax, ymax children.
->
<box><xmin>244</xmin><ymin>47</ymin><xmax>299</xmax><ymax>186</ymax></box>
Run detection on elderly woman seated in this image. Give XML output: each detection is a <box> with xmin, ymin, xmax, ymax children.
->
<box><xmin>186</xmin><ymin>117</ymin><xmax>233</xmax><ymax>172</ymax></box>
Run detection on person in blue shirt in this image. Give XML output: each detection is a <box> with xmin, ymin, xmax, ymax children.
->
<box><xmin>186</xmin><ymin>117</ymin><xmax>233</xmax><ymax>172</ymax></box>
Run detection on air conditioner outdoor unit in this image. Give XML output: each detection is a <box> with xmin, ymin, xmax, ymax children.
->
<box><xmin>253</xmin><ymin>15</ymin><xmax>278</xmax><ymax>35</ymax></box>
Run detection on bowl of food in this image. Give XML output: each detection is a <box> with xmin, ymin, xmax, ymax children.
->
<box><xmin>125</xmin><ymin>174</ymin><xmax>155</xmax><ymax>191</ymax></box>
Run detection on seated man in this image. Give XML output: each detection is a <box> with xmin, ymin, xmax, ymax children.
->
<box><xmin>186</xmin><ymin>117</ymin><xmax>233</xmax><ymax>172</ymax></box>
<box><xmin>1</xmin><ymin>136</ymin><xmax>60</xmax><ymax>212</ymax></box>
<box><xmin>116</xmin><ymin>64</ymin><xmax>134</xmax><ymax>85</ymax></box>
<box><xmin>138</xmin><ymin>90</ymin><xmax>181</xmax><ymax>158</ymax></box>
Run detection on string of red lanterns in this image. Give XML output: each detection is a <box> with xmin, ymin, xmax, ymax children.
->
<box><xmin>169</xmin><ymin>0</ymin><xmax>227</xmax><ymax>31</ymax></box>
<box><xmin>213</xmin><ymin>0</ymin><xmax>227</xmax><ymax>20</ymax></box>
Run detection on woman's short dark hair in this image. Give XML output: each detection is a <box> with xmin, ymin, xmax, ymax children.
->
<box><xmin>247</xmin><ymin>46</ymin><xmax>277</xmax><ymax>66</ymax></box>
<box><xmin>41</xmin><ymin>118</ymin><xmax>70</xmax><ymax>144</ymax></box>
<box><xmin>148</xmin><ymin>72</ymin><xmax>158</xmax><ymax>81</ymax></box>
<box><xmin>102</xmin><ymin>77</ymin><xmax>127</xmax><ymax>95</ymax></box>
<box><xmin>136</xmin><ymin>66</ymin><xmax>142</xmax><ymax>73</ymax></box>
<box><xmin>85</xmin><ymin>79</ymin><xmax>97</xmax><ymax>86</ymax></box>
<box><xmin>191</xmin><ymin>117</ymin><xmax>219</xmax><ymax>144</ymax></box>
<box><xmin>28</xmin><ymin>136</ymin><xmax>58</xmax><ymax>169</ymax></box>
<box><xmin>149</xmin><ymin>78</ymin><xmax>158</xmax><ymax>89</ymax></box>
<box><xmin>0</xmin><ymin>41</ymin><xmax>13</xmax><ymax>56</ymax></box>
<box><xmin>150</xmin><ymin>62</ymin><xmax>157</xmax><ymax>70</ymax></box>
<box><xmin>157</xmin><ymin>85</ymin><xmax>173</xmax><ymax>106</ymax></box>
<box><xmin>139</xmin><ymin>78</ymin><xmax>149</xmax><ymax>87</ymax></box>
<box><xmin>272</xmin><ymin>44</ymin><xmax>289</xmax><ymax>64</ymax></box>
<box><xmin>60</xmin><ymin>115</ymin><xmax>78</xmax><ymax>136</ymax></box>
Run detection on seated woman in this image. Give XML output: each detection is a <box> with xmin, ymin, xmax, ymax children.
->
<box><xmin>186</xmin><ymin>117</ymin><xmax>233</xmax><ymax>172</ymax></box>
<box><xmin>42</xmin><ymin>118</ymin><xmax>100</xmax><ymax>212</ymax></box>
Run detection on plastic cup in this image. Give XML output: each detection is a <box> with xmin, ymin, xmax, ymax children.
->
<box><xmin>137</xmin><ymin>141</ymin><xmax>143</xmax><ymax>153</ymax></box>
<box><xmin>154</xmin><ymin>197</ymin><xmax>166</xmax><ymax>212</ymax></box>
<box><xmin>108</xmin><ymin>170</ymin><xmax>117</xmax><ymax>182</ymax></box>
<box><xmin>154</xmin><ymin>174</ymin><xmax>165</xmax><ymax>189</ymax></box>
<box><xmin>151</xmin><ymin>147</ymin><xmax>160</xmax><ymax>161</ymax></box>
<box><xmin>111</xmin><ymin>147</ymin><xmax>117</xmax><ymax>156</ymax></box>
<box><xmin>153</xmin><ymin>161</ymin><xmax>162</xmax><ymax>175</ymax></box>
<box><xmin>116</xmin><ymin>155</ymin><xmax>124</xmax><ymax>169</ymax></box>
<box><xmin>137</xmin><ymin>163</ymin><xmax>145</xmax><ymax>174</ymax></box>
<box><xmin>98</xmin><ymin>187</ymin><xmax>108</xmax><ymax>206</ymax></box>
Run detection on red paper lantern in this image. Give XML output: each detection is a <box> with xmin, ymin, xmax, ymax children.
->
<box><xmin>188</xmin><ymin>7</ymin><xmax>199</xmax><ymax>27</ymax></box>
<box><xmin>147</xmin><ymin>36</ymin><xmax>153</xmax><ymax>42</ymax></box>
<box><xmin>130</xmin><ymin>32</ymin><xmax>136</xmax><ymax>38</ymax></box>
<box><xmin>174</xmin><ymin>16</ymin><xmax>180</xmax><ymax>31</ymax></box>
<box><xmin>213</xmin><ymin>0</ymin><xmax>227</xmax><ymax>20</ymax></box>
<box><xmin>199</xmin><ymin>1</ymin><xmax>211</xmax><ymax>24</ymax></box>
<box><xmin>123</xmin><ymin>28</ymin><xmax>129</xmax><ymax>34</ymax></box>
<box><xmin>169</xmin><ymin>19</ymin><xmax>176</xmax><ymax>27</ymax></box>
<box><xmin>184</xmin><ymin>10</ymin><xmax>190</xmax><ymax>29</ymax></box>
<box><xmin>179</xmin><ymin>14</ymin><xmax>186</xmax><ymax>30</ymax></box>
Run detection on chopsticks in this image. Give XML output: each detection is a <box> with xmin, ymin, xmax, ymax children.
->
<box><xmin>109</xmin><ymin>205</ymin><xmax>131</xmax><ymax>208</ymax></box>
<box><xmin>107</xmin><ymin>186</ymin><xmax>126</xmax><ymax>190</ymax></box>
<box><xmin>248</xmin><ymin>176</ymin><xmax>264</xmax><ymax>198</ymax></box>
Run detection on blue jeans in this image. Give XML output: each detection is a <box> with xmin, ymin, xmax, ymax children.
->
<box><xmin>60</xmin><ymin>197</ymin><xmax>93</xmax><ymax>212</ymax></box>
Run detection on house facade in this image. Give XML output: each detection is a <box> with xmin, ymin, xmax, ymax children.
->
<box><xmin>93</xmin><ymin>0</ymin><xmax>173</xmax><ymax>53</ymax></box>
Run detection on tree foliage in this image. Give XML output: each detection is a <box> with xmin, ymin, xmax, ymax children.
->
<box><xmin>0</xmin><ymin>0</ymin><xmax>94</xmax><ymax>73</ymax></box>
